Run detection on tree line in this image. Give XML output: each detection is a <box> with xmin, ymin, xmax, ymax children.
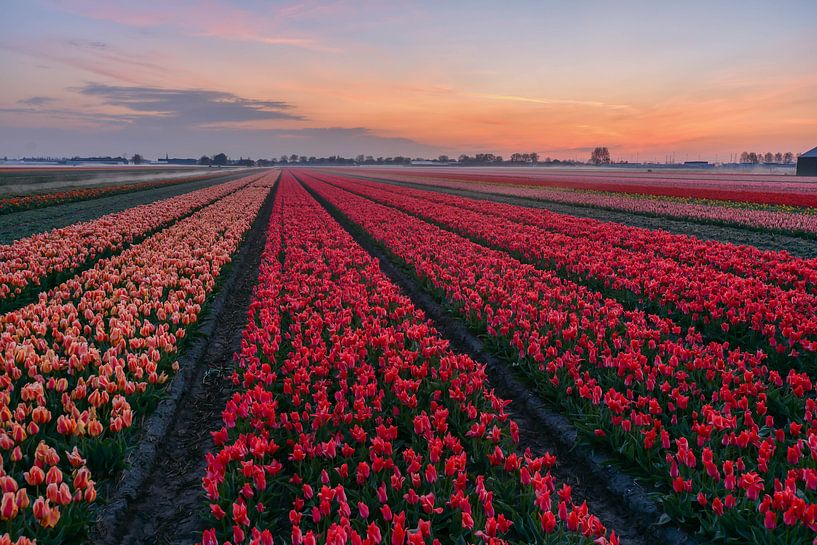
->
<box><xmin>739</xmin><ymin>151</ymin><xmax>795</xmax><ymax>164</ymax></box>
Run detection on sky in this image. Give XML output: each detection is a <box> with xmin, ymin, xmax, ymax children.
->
<box><xmin>1</xmin><ymin>0</ymin><xmax>816</xmax><ymax>161</ymax></box>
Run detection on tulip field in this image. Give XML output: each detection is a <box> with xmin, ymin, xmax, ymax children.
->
<box><xmin>0</xmin><ymin>170</ymin><xmax>239</xmax><ymax>215</ymax></box>
<box><xmin>1</xmin><ymin>167</ymin><xmax>817</xmax><ymax>544</ymax></box>
<box><xmin>340</xmin><ymin>168</ymin><xmax>817</xmax><ymax>238</ymax></box>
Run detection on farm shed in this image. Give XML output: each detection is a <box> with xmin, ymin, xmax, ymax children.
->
<box><xmin>797</xmin><ymin>146</ymin><xmax>817</xmax><ymax>176</ymax></box>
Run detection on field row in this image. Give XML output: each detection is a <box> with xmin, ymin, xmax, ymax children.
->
<box><xmin>309</xmin><ymin>172</ymin><xmax>817</xmax><ymax>368</ymax></box>
<box><xmin>0</xmin><ymin>171</ymin><xmax>232</xmax><ymax>215</ymax></box>
<box><xmin>0</xmin><ymin>173</ymin><xmax>277</xmax><ymax>543</ymax></box>
<box><xmin>345</xmin><ymin>170</ymin><xmax>817</xmax><ymax>236</ymax></box>
<box><xmin>0</xmin><ymin>174</ymin><xmax>263</xmax><ymax>311</ymax></box>
<box><xmin>298</xmin><ymin>171</ymin><xmax>817</xmax><ymax>543</ymax></box>
<box><xmin>196</xmin><ymin>172</ymin><xmax>614</xmax><ymax>545</ymax></box>
<box><xmin>357</xmin><ymin>168</ymin><xmax>817</xmax><ymax>207</ymax></box>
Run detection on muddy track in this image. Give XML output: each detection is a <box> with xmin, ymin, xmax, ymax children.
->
<box><xmin>91</xmin><ymin>184</ymin><xmax>278</xmax><ymax>545</ymax></box>
<box><xmin>341</xmin><ymin>173</ymin><xmax>817</xmax><ymax>258</ymax></box>
<box><xmin>298</xmin><ymin>177</ymin><xmax>697</xmax><ymax>545</ymax></box>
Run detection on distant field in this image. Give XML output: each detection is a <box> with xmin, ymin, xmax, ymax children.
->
<box><xmin>0</xmin><ymin>165</ymin><xmax>243</xmax><ymax>195</ymax></box>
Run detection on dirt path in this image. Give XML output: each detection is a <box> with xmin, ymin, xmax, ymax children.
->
<box><xmin>347</xmin><ymin>173</ymin><xmax>817</xmax><ymax>258</ymax></box>
<box><xmin>300</xmin><ymin>178</ymin><xmax>696</xmax><ymax>545</ymax></box>
<box><xmin>92</xmin><ymin>185</ymin><xmax>277</xmax><ymax>545</ymax></box>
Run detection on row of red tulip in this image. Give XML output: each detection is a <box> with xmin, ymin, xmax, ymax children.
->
<box><xmin>351</xmin><ymin>170</ymin><xmax>817</xmax><ymax>236</ymax></box>
<box><xmin>0</xmin><ymin>176</ymin><xmax>274</xmax><ymax>543</ymax></box>
<box><xmin>309</xmin><ymin>173</ymin><xmax>817</xmax><ymax>367</ymax></box>
<box><xmin>198</xmin><ymin>173</ymin><xmax>615</xmax><ymax>545</ymax></box>
<box><xmin>327</xmin><ymin>173</ymin><xmax>817</xmax><ymax>293</ymax></box>
<box><xmin>355</xmin><ymin>168</ymin><xmax>817</xmax><ymax>208</ymax></box>
<box><xmin>0</xmin><ymin>173</ymin><xmax>264</xmax><ymax>309</ymax></box>
<box><xmin>300</xmin><ymin>173</ymin><xmax>817</xmax><ymax>543</ymax></box>
<box><xmin>0</xmin><ymin>171</ymin><xmax>225</xmax><ymax>215</ymax></box>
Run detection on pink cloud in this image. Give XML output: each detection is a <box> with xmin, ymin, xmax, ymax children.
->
<box><xmin>47</xmin><ymin>0</ymin><xmax>339</xmax><ymax>52</ymax></box>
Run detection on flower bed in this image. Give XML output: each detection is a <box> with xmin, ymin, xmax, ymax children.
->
<box><xmin>0</xmin><ymin>174</ymin><xmax>265</xmax><ymax>310</ymax></box>
<box><xmin>198</xmin><ymin>173</ymin><xmax>612</xmax><ymax>545</ymax></box>
<box><xmin>303</xmin><ymin>173</ymin><xmax>817</xmax><ymax>543</ymax></box>
<box><xmin>0</xmin><ymin>178</ymin><xmax>272</xmax><ymax>543</ymax></box>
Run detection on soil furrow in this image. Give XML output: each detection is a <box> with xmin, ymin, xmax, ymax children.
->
<box><xmin>91</xmin><ymin>182</ymin><xmax>279</xmax><ymax>545</ymax></box>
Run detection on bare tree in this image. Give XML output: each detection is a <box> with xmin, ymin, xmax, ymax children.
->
<box><xmin>590</xmin><ymin>147</ymin><xmax>611</xmax><ymax>165</ymax></box>
<box><xmin>784</xmin><ymin>152</ymin><xmax>794</xmax><ymax>164</ymax></box>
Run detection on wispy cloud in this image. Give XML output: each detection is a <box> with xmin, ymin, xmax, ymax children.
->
<box><xmin>472</xmin><ymin>93</ymin><xmax>631</xmax><ymax>110</ymax></box>
<box><xmin>0</xmin><ymin>40</ymin><xmax>181</xmax><ymax>85</ymax></box>
<box><xmin>2</xmin><ymin>83</ymin><xmax>304</xmax><ymax>132</ymax></box>
<box><xmin>17</xmin><ymin>96</ymin><xmax>56</xmax><ymax>106</ymax></box>
<box><xmin>75</xmin><ymin>83</ymin><xmax>304</xmax><ymax>125</ymax></box>
<box><xmin>48</xmin><ymin>0</ymin><xmax>338</xmax><ymax>52</ymax></box>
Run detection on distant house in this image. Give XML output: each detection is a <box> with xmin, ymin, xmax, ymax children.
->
<box><xmin>797</xmin><ymin>147</ymin><xmax>817</xmax><ymax>176</ymax></box>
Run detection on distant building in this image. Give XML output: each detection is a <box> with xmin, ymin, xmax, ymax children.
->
<box><xmin>797</xmin><ymin>147</ymin><xmax>817</xmax><ymax>176</ymax></box>
<box><xmin>683</xmin><ymin>161</ymin><xmax>712</xmax><ymax>169</ymax></box>
<box><xmin>158</xmin><ymin>154</ymin><xmax>198</xmax><ymax>165</ymax></box>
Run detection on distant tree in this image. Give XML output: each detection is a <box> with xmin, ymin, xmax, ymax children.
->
<box><xmin>130</xmin><ymin>153</ymin><xmax>144</xmax><ymax>165</ymax></box>
<box><xmin>212</xmin><ymin>153</ymin><xmax>228</xmax><ymax>166</ymax></box>
<box><xmin>529</xmin><ymin>152</ymin><xmax>539</xmax><ymax>163</ymax></box>
<box><xmin>198</xmin><ymin>155</ymin><xmax>212</xmax><ymax>165</ymax></box>
<box><xmin>365</xmin><ymin>155</ymin><xmax>375</xmax><ymax>164</ymax></box>
<box><xmin>764</xmin><ymin>152</ymin><xmax>774</xmax><ymax>163</ymax></box>
<box><xmin>774</xmin><ymin>152</ymin><xmax>783</xmax><ymax>163</ymax></box>
<box><xmin>589</xmin><ymin>147</ymin><xmax>611</xmax><ymax>165</ymax></box>
<box><xmin>299</xmin><ymin>156</ymin><xmax>307</xmax><ymax>163</ymax></box>
<box><xmin>740</xmin><ymin>151</ymin><xmax>750</xmax><ymax>163</ymax></box>
<box><xmin>355</xmin><ymin>154</ymin><xmax>365</xmax><ymax>163</ymax></box>
<box><xmin>747</xmin><ymin>152</ymin><xmax>759</xmax><ymax>164</ymax></box>
<box><xmin>289</xmin><ymin>154</ymin><xmax>298</xmax><ymax>163</ymax></box>
<box><xmin>438</xmin><ymin>155</ymin><xmax>449</xmax><ymax>163</ymax></box>
<box><xmin>784</xmin><ymin>152</ymin><xmax>794</xmax><ymax>164</ymax></box>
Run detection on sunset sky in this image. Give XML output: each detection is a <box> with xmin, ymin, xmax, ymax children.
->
<box><xmin>1</xmin><ymin>0</ymin><xmax>816</xmax><ymax>161</ymax></box>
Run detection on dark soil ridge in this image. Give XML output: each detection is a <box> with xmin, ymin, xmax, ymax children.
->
<box><xmin>90</xmin><ymin>181</ymin><xmax>279</xmax><ymax>545</ymax></box>
<box><xmin>298</xmin><ymin>176</ymin><xmax>698</xmax><ymax>545</ymax></box>
<box><xmin>0</xmin><ymin>173</ymin><xmax>264</xmax><ymax>316</ymax></box>
<box><xmin>336</xmin><ymin>171</ymin><xmax>817</xmax><ymax>258</ymax></box>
